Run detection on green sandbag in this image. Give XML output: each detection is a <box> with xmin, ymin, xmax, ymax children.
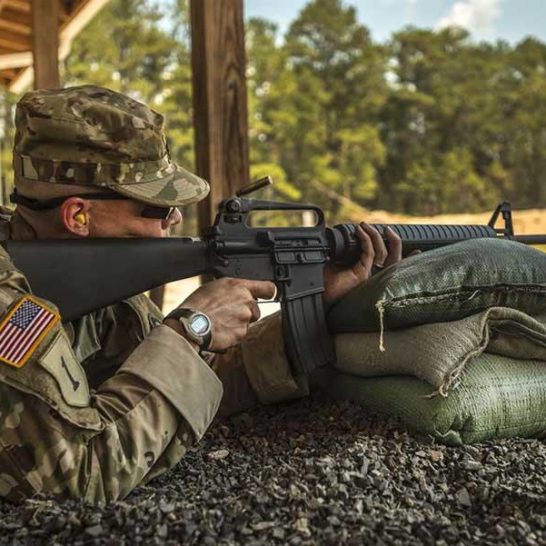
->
<box><xmin>324</xmin><ymin>353</ymin><xmax>546</xmax><ymax>445</ymax></box>
<box><xmin>334</xmin><ymin>307</ymin><xmax>546</xmax><ymax>395</ymax></box>
<box><xmin>327</xmin><ymin>238</ymin><xmax>546</xmax><ymax>333</ymax></box>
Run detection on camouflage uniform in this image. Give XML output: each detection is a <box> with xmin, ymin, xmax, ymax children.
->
<box><xmin>0</xmin><ymin>86</ymin><xmax>306</xmax><ymax>504</ymax></box>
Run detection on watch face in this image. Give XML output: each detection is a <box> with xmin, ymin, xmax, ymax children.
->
<box><xmin>190</xmin><ymin>313</ymin><xmax>211</xmax><ymax>336</ymax></box>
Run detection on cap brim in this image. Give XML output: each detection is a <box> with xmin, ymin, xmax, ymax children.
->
<box><xmin>108</xmin><ymin>164</ymin><xmax>210</xmax><ymax>207</ymax></box>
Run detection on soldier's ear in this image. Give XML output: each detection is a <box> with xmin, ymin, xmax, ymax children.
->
<box><xmin>60</xmin><ymin>197</ymin><xmax>91</xmax><ymax>238</ymax></box>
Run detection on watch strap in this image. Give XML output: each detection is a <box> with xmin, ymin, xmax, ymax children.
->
<box><xmin>166</xmin><ymin>307</ymin><xmax>212</xmax><ymax>351</ymax></box>
<box><xmin>167</xmin><ymin>307</ymin><xmax>195</xmax><ymax>321</ymax></box>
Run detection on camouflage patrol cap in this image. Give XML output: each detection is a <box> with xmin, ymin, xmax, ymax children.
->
<box><xmin>13</xmin><ymin>85</ymin><xmax>209</xmax><ymax>207</ymax></box>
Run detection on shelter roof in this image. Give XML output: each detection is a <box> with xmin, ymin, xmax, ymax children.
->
<box><xmin>0</xmin><ymin>0</ymin><xmax>109</xmax><ymax>93</ymax></box>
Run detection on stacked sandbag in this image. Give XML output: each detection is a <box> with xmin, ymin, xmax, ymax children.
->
<box><xmin>325</xmin><ymin>238</ymin><xmax>546</xmax><ymax>445</ymax></box>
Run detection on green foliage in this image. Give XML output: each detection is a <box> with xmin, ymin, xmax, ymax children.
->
<box><xmin>378</xmin><ymin>26</ymin><xmax>546</xmax><ymax>213</ymax></box>
<box><xmin>0</xmin><ymin>0</ymin><xmax>545</xmax><ymax>219</ymax></box>
<box><xmin>401</xmin><ymin>149</ymin><xmax>499</xmax><ymax>214</ymax></box>
<box><xmin>283</xmin><ymin>0</ymin><xmax>387</xmax><ymax>211</ymax></box>
<box><xmin>245</xmin><ymin>0</ymin><xmax>546</xmax><ymax>216</ymax></box>
<box><xmin>250</xmin><ymin>163</ymin><xmax>301</xmax><ymax>201</ymax></box>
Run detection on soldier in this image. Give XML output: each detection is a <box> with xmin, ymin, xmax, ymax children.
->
<box><xmin>0</xmin><ymin>85</ymin><xmax>402</xmax><ymax>504</ymax></box>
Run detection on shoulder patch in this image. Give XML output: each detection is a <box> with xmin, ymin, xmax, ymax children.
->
<box><xmin>0</xmin><ymin>295</ymin><xmax>60</xmax><ymax>369</ymax></box>
<box><xmin>38</xmin><ymin>331</ymin><xmax>90</xmax><ymax>408</ymax></box>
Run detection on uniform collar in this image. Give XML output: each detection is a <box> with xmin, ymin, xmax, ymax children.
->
<box><xmin>7</xmin><ymin>208</ymin><xmax>39</xmax><ymax>241</ymax></box>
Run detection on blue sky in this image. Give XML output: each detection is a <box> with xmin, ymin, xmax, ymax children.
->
<box><xmin>245</xmin><ymin>0</ymin><xmax>545</xmax><ymax>44</ymax></box>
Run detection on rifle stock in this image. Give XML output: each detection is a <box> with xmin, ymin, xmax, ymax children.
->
<box><xmin>3</xmin><ymin>238</ymin><xmax>209</xmax><ymax>321</ymax></box>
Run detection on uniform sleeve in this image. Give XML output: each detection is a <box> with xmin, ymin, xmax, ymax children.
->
<box><xmin>72</xmin><ymin>293</ymin><xmax>164</xmax><ymax>389</ymax></box>
<box><xmin>0</xmin><ymin>256</ymin><xmax>222</xmax><ymax>504</ymax></box>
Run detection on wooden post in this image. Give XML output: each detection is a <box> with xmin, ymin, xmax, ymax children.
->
<box><xmin>149</xmin><ymin>285</ymin><xmax>166</xmax><ymax>311</ymax></box>
<box><xmin>31</xmin><ymin>0</ymin><xmax>60</xmax><ymax>89</ymax></box>
<box><xmin>190</xmin><ymin>0</ymin><xmax>250</xmax><ymax>229</ymax></box>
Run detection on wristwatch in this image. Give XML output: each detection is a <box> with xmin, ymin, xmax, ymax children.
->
<box><xmin>166</xmin><ymin>307</ymin><xmax>212</xmax><ymax>351</ymax></box>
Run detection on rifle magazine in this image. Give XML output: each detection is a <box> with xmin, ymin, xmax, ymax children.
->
<box><xmin>282</xmin><ymin>293</ymin><xmax>335</xmax><ymax>375</ymax></box>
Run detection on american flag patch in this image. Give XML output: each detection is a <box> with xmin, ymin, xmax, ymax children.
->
<box><xmin>0</xmin><ymin>296</ymin><xmax>60</xmax><ymax>368</ymax></box>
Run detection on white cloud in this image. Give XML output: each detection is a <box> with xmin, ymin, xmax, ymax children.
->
<box><xmin>436</xmin><ymin>0</ymin><xmax>502</xmax><ymax>34</ymax></box>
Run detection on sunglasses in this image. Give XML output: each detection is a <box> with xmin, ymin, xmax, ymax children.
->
<box><xmin>10</xmin><ymin>191</ymin><xmax>176</xmax><ymax>220</ymax></box>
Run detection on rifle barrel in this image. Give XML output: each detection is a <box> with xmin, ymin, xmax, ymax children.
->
<box><xmin>513</xmin><ymin>235</ymin><xmax>546</xmax><ymax>245</ymax></box>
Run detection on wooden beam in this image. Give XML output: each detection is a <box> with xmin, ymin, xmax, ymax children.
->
<box><xmin>190</xmin><ymin>0</ymin><xmax>250</xmax><ymax>228</ymax></box>
<box><xmin>57</xmin><ymin>0</ymin><xmax>70</xmax><ymax>20</ymax></box>
<box><xmin>58</xmin><ymin>0</ymin><xmax>110</xmax><ymax>44</ymax></box>
<box><xmin>0</xmin><ymin>0</ymin><xmax>9</xmax><ymax>17</ymax></box>
<box><xmin>31</xmin><ymin>0</ymin><xmax>59</xmax><ymax>88</ymax></box>
<box><xmin>0</xmin><ymin>45</ymin><xmax>28</xmax><ymax>54</ymax></box>
<box><xmin>5</xmin><ymin>0</ymin><xmax>30</xmax><ymax>12</ymax></box>
<box><xmin>10</xmin><ymin>0</ymin><xmax>110</xmax><ymax>93</ymax></box>
<box><xmin>0</xmin><ymin>67</ymin><xmax>19</xmax><ymax>79</ymax></box>
<box><xmin>1</xmin><ymin>6</ymin><xmax>32</xmax><ymax>26</ymax></box>
<box><xmin>0</xmin><ymin>51</ymin><xmax>32</xmax><ymax>69</ymax></box>
<box><xmin>0</xmin><ymin>38</ymin><xmax>27</xmax><ymax>51</ymax></box>
<box><xmin>0</xmin><ymin>28</ymin><xmax>30</xmax><ymax>50</ymax></box>
<box><xmin>0</xmin><ymin>17</ymin><xmax>32</xmax><ymax>35</ymax></box>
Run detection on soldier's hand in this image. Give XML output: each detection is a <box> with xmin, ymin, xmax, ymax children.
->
<box><xmin>170</xmin><ymin>278</ymin><xmax>276</xmax><ymax>351</ymax></box>
<box><xmin>323</xmin><ymin>222</ymin><xmax>403</xmax><ymax>303</ymax></box>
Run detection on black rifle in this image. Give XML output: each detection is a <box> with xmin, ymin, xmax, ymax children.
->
<box><xmin>2</xmin><ymin>177</ymin><xmax>546</xmax><ymax>375</ymax></box>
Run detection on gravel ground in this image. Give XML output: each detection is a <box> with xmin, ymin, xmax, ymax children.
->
<box><xmin>0</xmin><ymin>395</ymin><xmax>544</xmax><ymax>546</ymax></box>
